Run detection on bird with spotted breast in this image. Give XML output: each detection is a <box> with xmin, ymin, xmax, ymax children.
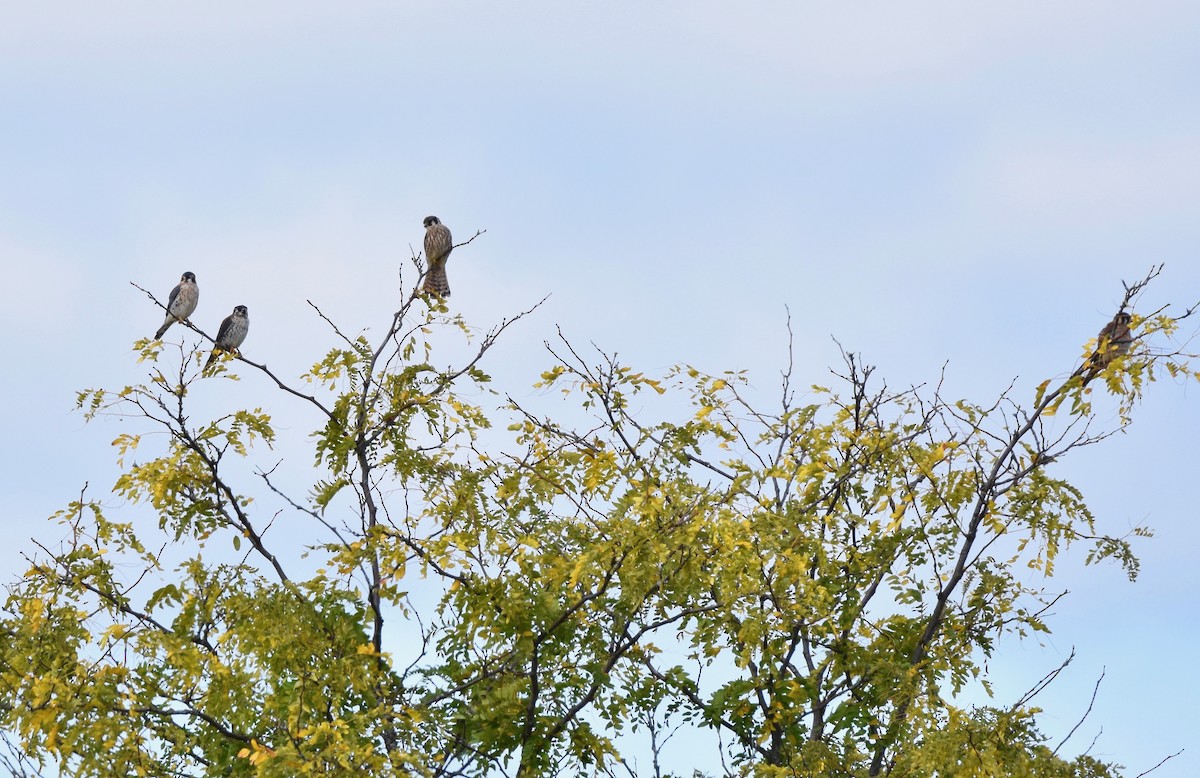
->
<box><xmin>1084</xmin><ymin>311</ymin><xmax>1133</xmax><ymax>383</ymax></box>
<box><xmin>422</xmin><ymin>215</ymin><xmax>454</xmax><ymax>298</ymax></box>
<box><xmin>205</xmin><ymin>305</ymin><xmax>250</xmax><ymax>368</ymax></box>
<box><xmin>155</xmin><ymin>271</ymin><xmax>199</xmax><ymax>339</ymax></box>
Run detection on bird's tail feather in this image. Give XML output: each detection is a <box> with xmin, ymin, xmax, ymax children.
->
<box><xmin>423</xmin><ymin>267</ymin><xmax>451</xmax><ymax>297</ymax></box>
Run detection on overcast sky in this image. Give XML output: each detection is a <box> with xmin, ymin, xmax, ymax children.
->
<box><xmin>2</xmin><ymin>2</ymin><xmax>1198</xmax><ymax>774</ymax></box>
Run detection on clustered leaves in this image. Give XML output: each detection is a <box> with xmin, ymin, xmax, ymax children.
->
<box><xmin>1</xmin><ymin>266</ymin><xmax>1195</xmax><ymax>777</ymax></box>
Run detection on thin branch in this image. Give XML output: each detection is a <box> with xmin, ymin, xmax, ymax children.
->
<box><xmin>1134</xmin><ymin>749</ymin><xmax>1185</xmax><ymax>778</ymax></box>
<box><xmin>1053</xmin><ymin>663</ymin><xmax>1103</xmax><ymax>756</ymax></box>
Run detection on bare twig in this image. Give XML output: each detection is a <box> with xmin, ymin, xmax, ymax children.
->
<box><xmin>1134</xmin><ymin>749</ymin><xmax>1185</xmax><ymax>777</ymax></box>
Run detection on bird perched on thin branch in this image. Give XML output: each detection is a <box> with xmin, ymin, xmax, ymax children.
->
<box><xmin>1084</xmin><ymin>311</ymin><xmax>1133</xmax><ymax>383</ymax></box>
<box><xmin>422</xmin><ymin>215</ymin><xmax>453</xmax><ymax>297</ymax></box>
<box><xmin>155</xmin><ymin>271</ymin><xmax>199</xmax><ymax>339</ymax></box>
<box><xmin>205</xmin><ymin>305</ymin><xmax>250</xmax><ymax>368</ymax></box>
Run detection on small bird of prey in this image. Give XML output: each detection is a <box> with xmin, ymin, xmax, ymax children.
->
<box><xmin>422</xmin><ymin>215</ymin><xmax>454</xmax><ymax>297</ymax></box>
<box><xmin>205</xmin><ymin>305</ymin><xmax>250</xmax><ymax>368</ymax></box>
<box><xmin>1091</xmin><ymin>311</ymin><xmax>1134</xmax><ymax>368</ymax></box>
<box><xmin>155</xmin><ymin>271</ymin><xmax>199</xmax><ymax>339</ymax></box>
<box><xmin>1084</xmin><ymin>311</ymin><xmax>1134</xmax><ymax>383</ymax></box>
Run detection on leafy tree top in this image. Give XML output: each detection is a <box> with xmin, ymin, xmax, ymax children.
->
<box><xmin>2</xmin><ymin>260</ymin><xmax>1194</xmax><ymax>777</ymax></box>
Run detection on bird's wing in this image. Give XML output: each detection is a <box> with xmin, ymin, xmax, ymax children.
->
<box><xmin>426</xmin><ymin>225</ymin><xmax>453</xmax><ymax>264</ymax></box>
<box><xmin>215</xmin><ymin>314</ymin><xmax>235</xmax><ymax>346</ymax></box>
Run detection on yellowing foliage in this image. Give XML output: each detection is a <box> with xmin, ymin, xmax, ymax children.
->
<box><xmin>1</xmin><ymin>272</ymin><xmax>1188</xmax><ymax>777</ymax></box>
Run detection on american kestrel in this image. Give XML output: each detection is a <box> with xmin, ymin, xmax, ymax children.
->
<box><xmin>1084</xmin><ymin>311</ymin><xmax>1134</xmax><ymax>383</ymax></box>
<box><xmin>205</xmin><ymin>305</ymin><xmax>250</xmax><ymax>368</ymax></box>
<box><xmin>154</xmin><ymin>271</ymin><xmax>199</xmax><ymax>339</ymax></box>
<box><xmin>422</xmin><ymin>215</ymin><xmax>453</xmax><ymax>297</ymax></box>
<box><xmin>1091</xmin><ymin>311</ymin><xmax>1134</xmax><ymax>368</ymax></box>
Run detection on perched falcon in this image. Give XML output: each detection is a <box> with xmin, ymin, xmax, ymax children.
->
<box><xmin>422</xmin><ymin>215</ymin><xmax>453</xmax><ymax>297</ymax></box>
<box><xmin>205</xmin><ymin>305</ymin><xmax>250</xmax><ymax>368</ymax></box>
<box><xmin>1084</xmin><ymin>311</ymin><xmax>1134</xmax><ymax>383</ymax></box>
<box><xmin>1091</xmin><ymin>311</ymin><xmax>1134</xmax><ymax>368</ymax></box>
<box><xmin>155</xmin><ymin>271</ymin><xmax>199</xmax><ymax>339</ymax></box>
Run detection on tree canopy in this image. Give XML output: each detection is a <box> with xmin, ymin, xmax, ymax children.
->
<box><xmin>1</xmin><ymin>262</ymin><xmax>1194</xmax><ymax>777</ymax></box>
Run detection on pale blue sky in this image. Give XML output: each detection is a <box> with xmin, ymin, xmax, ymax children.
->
<box><xmin>2</xmin><ymin>2</ymin><xmax>1199</xmax><ymax>774</ymax></box>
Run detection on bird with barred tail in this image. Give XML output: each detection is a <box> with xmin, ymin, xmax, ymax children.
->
<box><xmin>205</xmin><ymin>305</ymin><xmax>250</xmax><ymax>368</ymax></box>
<box><xmin>1084</xmin><ymin>311</ymin><xmax>1134</xmax><ymax>384</ymax></box>
<box><xmin>422</xmin><ymin>215</ymin><xmax>454</xmax><ymax>297</ymax></box>
<box><xmin>155</xmin><ymin>271</ymin><xmax>199</xmax><ymax>339</ymax></box>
